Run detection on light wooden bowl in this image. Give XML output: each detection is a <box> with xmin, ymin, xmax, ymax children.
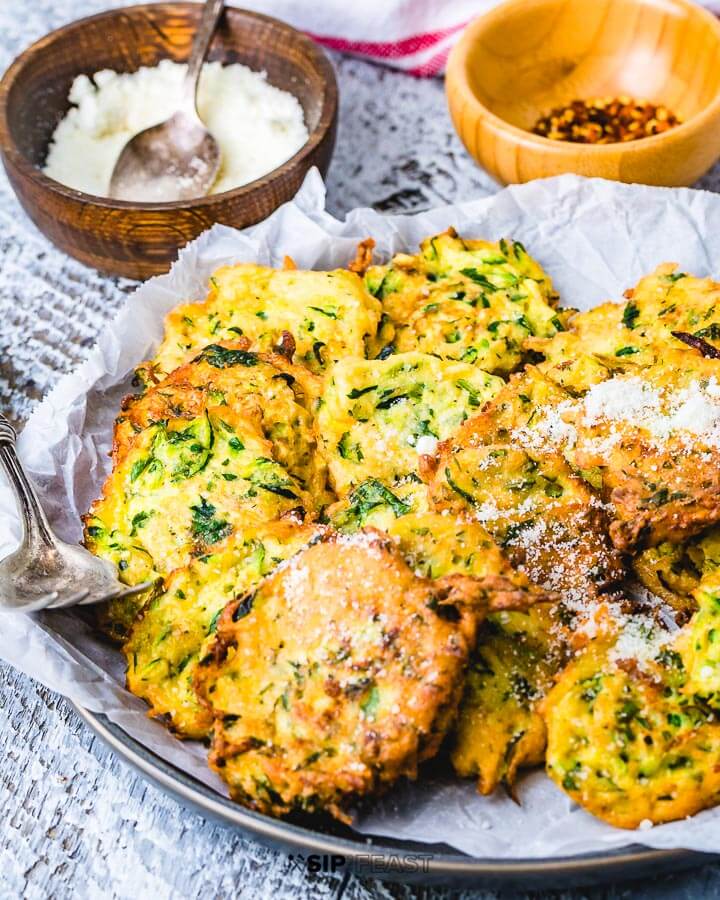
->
<box><xmin>446</xmin><ymin>0</ymin><xmax>720</xmax><ymax>186</ymax></box>
<box><xmin>0</xmin><ymin>3</ymin><xmax>337</xmax><ymax>280</ymax></box>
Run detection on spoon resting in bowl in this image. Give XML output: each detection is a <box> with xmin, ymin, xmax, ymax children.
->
<box><xmin>109</xmin><ymin>0</ymin><xmax>224</xmax><ymax>202</ymax></box>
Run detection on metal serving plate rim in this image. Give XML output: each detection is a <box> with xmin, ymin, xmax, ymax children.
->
<box><xmin>73</xmin><ymin>703</ymin><xmax>718</xmax><ymax>885</ymax></box>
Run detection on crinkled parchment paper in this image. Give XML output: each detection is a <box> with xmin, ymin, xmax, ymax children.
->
<box><xmin>3</xmin><ymin>169</ymin><xmax>720</xmax><ymax>858</ymax></box>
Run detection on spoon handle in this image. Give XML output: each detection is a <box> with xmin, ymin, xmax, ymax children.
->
<box><xmin>0</xmin><ymin>412</ymin><xmax>56</xmax><ymax>551</ymax></box>
<box><xmin>182</xmin><ymin>0</ymin><xmax>225</xmax><ymax>115</ymax></box>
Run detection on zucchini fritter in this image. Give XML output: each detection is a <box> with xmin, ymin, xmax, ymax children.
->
<box><xmin>386</xmin><ymin>510</ymin><xmax>569</xmax><ymax>794</ymax></box>
<box><xmin>85</xmin><ymin>343</ymin><xmax>327</xmax><ymax>634</ymax></box>
<box><xmin>543</xmin><ymin>636</ymin><xmax>720</xmax><ymax>829</ymax></box>
<box><xmin>125</xmin><ymin>520</ymin><xmax>320</xmax><ymax>738</ymax></box>
<box><xmin>452</xmin><ymin>607</ymin><xmax>568</xmax><ymax>795</ymax></box>
<box><xmin>553</xmin><ymin>351</ymin><xmax>720</xmax><ymax>551</ymax></box>
<box><xmin>529</xmin><ymin>264</ymin><xmax>720</xmax><ymax>394</ymax></box>
<box><xmin>365</xmin><ymin>229</ymin><xmax>563</xmax><ymax>373</ymax></box>
<box><xmin>484</xmin><ymin>351</ymin><xmax>720</xmax><ymax>552</ymax></box>
<box><xmin>428</xmin><ymin>368</ymin><xmax>624</xmax><ymax>605</ymax></box>
<box><xmin>137</xmin><ymin>264</ymin><xmax>383</xmax><ymax>382</ymax></box>
<box><xmin>195</xmin><ymin>529</ymin><xmax>525</xmax><ymax>821</ymax></box>
<box><xmin>676</xmin><ymin>533</ymin><xmax>720</xmax><ymax>709</ymax></box>
<box><xmin>680</xmin><ymin>578</ymin><xmax>720</xmax><ymax>710</ymax></box>
<box><xmin>317</xmin><ymin>351</ymin><xmax>503</xmax><ymax>497</ymax></box>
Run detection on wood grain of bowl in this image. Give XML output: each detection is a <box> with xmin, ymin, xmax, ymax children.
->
<box><xmin>0</xmin><ymin>3</ymin><xmax>338</xmax><ymax>280</ymax></box>
<box><xmin>446</xmin><ymin>0</ymin><xmax>720</xmax><ymax>187</ymax></box>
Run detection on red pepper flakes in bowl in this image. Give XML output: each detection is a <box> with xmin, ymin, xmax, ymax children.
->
<box><xmin>532</xmin><ymin>97</ymin><xmax>682</xmax><ymax>144</ymax></box>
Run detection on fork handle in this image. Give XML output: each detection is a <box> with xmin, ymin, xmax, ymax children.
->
<box><xmin>0</xmin><ymin>413</ymin><xmax>56</xmax><ymax>551</ymax></box>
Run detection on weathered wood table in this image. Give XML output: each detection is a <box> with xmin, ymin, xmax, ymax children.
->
<box><xmin>2</xmin><ymin>2</ymin><xmax>720</xmax><ymax>897</ymax></box>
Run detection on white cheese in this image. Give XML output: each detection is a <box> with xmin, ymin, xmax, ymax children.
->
<box><xmin>579</xmin><ymin>374</ymin><xmax>720</xmax><ymax>444</ymax></box>
<box><xmin>608</xmin><ymin>615</ymin><xmax>672</xmax><ymax>668</ymax></box>
<box><xmin>415</xmin><ymin>435</ymin><xmax>438</xmax><ymax>456</ymax></box>
<box><xmin>582</xmin><ymin>376</ymin><xmax>661</xmax><ymax>427</ymax></box>
<box><xmin>517</xmin><ymin>374</ymin><xmax>720</xmax><ymax>456</ymax></box>
<box><xmin>43</xmin><ymin>59</ymin><xmax>308</xmax><ymax>198</ymax></box>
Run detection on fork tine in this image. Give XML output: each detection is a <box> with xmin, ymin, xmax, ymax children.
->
<box><xmin>20</xmin><ymin>590</ymin><xmax>60</xmax><ymax>613</ymax></box>
<box><xmin>48</xmin><ymin>588</ymin><xmax>91</xmax><ymax>609</ymax></box>
<box><xmin>92</xmin><ymin>579</ymin><xmax>157</xmax><ymax>605</ymax></box>
<box><xmin>35</xmin><ymin>579</ymin><xmax>157</xmax><ymax>611</ymax></box>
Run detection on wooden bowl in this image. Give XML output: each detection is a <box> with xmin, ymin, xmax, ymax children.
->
<box><xmin>0</xmin><ymin>3</ymin><xmax>338</xmax><ymax>280</ymax></box>
<box><xmin>446</xmin><ymin>0</ymin><xmax>720</xmax><ymax>186</ymax></box>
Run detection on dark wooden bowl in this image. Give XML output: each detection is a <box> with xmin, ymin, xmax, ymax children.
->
<box><xmin>0</xmin><ymin>3</ymin><xmax>338</xmax><ymax>280</ymax></box>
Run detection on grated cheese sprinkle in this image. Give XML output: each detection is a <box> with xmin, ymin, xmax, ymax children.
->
<box><xmin>515</xmin><ymin>374</ymin><xmax>720</xmax><ymax>457</ymax></box>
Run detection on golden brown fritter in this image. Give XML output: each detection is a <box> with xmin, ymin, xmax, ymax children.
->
<box><xmin>85</xmin><ymin>343</ymin><xmax>327</xmax><ymax>587</ymax></box>
<box><xmin>115</xmin><ymin>341</ymin><xmax>324</xmax><ymax>476</ymax></box>
<box><xmin>364</xmin><ymin>229</ymin><xmax>564</xmax><ymax>374</ymax></box>
<box><xmin>85</xmin><ymin>343</ymin><xmax>328</xmax><ymax>638</ymax></box>
<box><xmin>468</xmin><ymin>350</ymin><xmax>720</xmax><ymax>553</ymax></box>
<box><xmin>125</xmin><ymin>520</ymin><xmax>320</xmax><ymax>739</ymax></box>
<box><xmin>542</xmin><ymin>636</ymin><xmax>720</xmax><ymax>829</ymax></box>
<box><xmin>427</xmin><ymin>367</ymin><xmax>625</xmax><ymax>606</ymax></box>
<box><xmin>452</xmin><ymin>606</ymin><xmax>569</xmax><ymax>795</ymax></box>
<box><xmin>195</xmin><ymin>529</ymin><xmax>527</xmax><ymax>821</ymax></box>
<box><xmin>676</xmin><ymin>534</ymin><xmax>720</xmax><ymax>711</ymax></box>
<box><xmin>553</xmin><ymin>350</ymin><xmax>720</xmax><ymax>551</ymax></box>
<box><xmin>383</xmin><ymin>505</ymin><xmax>569</xmax><ymax>794</ymax></box>
<box><xmin>545</xmin><ymin>533</ymin><xmax>720</xmax><ymax>828</ymax></box>
<box><xmin>545</xmin><ymin>527</ymin><xmax>720</xmax><ymax>833</ymax></box>
<box><xmin>135</xmin><ymin>264</ymin><xmax>382</xmax><ymax>383</ymax></box>
<box><xmin>528</xmin><ymin>263</ymin><xmax>720</xmax><ymax>394</ymax></box>
<box><xmin>317</xmin><ymin>352</ymin><xmax>503</xmax><ymax>498</ymax></box>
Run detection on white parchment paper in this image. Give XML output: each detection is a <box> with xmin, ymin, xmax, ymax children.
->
<box><xmin>3</xmin><ymin>169</ymin><xmax>720</xmax><ymax>858</ymax></box>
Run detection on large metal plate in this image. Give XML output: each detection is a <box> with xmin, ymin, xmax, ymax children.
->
<box><xmin>74</xmin><ymin>705</ymin><xmax>718</xmax><ymax>890</ymax></box>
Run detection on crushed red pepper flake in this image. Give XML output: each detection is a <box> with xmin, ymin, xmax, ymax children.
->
<box><xmin>532</xmin><ymin>96</ymin><xmax>682</xmax><ymax>144</ymax></box>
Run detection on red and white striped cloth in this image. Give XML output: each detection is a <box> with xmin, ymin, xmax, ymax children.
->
<box><xmin>241</xmin><ymin>0</ymin><xmax>720</xmax><ymax>77</ymax></box>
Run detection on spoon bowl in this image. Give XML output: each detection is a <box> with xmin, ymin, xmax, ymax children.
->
<box><xmin>109</xmin><ymin>110</ymin><xmax>221</xmax><ymax>202</ymax></box>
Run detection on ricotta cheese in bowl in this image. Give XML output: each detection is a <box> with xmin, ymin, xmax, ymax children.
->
<box><xmin>43</xmin><ymin>59</ymin><xmax>309</xmax><ymax>199</ymax></box>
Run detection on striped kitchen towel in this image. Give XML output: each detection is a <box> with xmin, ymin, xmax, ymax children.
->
<box><xmin>241</xmin><ymin>0</ymin><xmax>720</xmax><ymax>76</ymax></box>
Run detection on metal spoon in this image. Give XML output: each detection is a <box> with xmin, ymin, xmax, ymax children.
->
<box><xmin>109</xmin><ymin>0</ymin><xmax>224</xmax><ymax>203</ymax></box>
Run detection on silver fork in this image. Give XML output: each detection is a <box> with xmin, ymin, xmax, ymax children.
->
<box><xmin>0</xmin><ymin>412</ymin><xmax>154</xmax><ymax>612</ymax></box>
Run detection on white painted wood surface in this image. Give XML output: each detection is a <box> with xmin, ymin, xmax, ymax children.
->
<box><xmin>2</xmin><ymin>2</ymin><xmax>720</xmax><ymax>896</ymax></box>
